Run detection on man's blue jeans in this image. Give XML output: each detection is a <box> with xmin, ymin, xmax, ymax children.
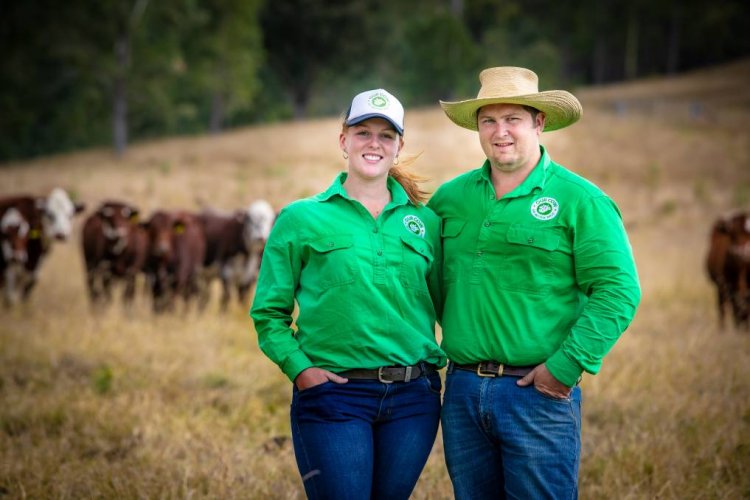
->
<box><xmin>441</xmin><ymin>366</ymin><xmax>581</xmax><ymax>500</ymax></box>
<box><xmin>290</xmin><ymin>373</ymin><xmax>442</xmax><ymax>499</ymax></box>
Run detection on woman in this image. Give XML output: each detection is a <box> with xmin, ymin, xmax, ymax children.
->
<box><xmin>250</xmin><ymin>88</ymin><xmax>445</xmax><ymax>499</ymax></box>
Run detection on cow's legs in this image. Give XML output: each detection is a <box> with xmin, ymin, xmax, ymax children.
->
<box><xmin>3</xmin><ymin>265</ymin><xmax>21</xmax><ymax>306</ymax></box>
<box><xmin>123</xmin><ymin>272</ymin><xmax>137</xmax><ymax>309</ymax></box>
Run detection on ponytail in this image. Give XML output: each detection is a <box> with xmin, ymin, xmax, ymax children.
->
<box><xmin>389</xmin><ymin>156</ymin><xmax>429</xmax><ymax>205</ymax></box>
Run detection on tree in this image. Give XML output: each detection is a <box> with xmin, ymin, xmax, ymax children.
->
<box><xmin>179</xmin><ymin>0</ymin><xmax>264</xmax><ymax>134</ymax></box>
<box><xmin>112</xmin><ymin>0</ymin><xmax>151</xmax><ymax>157</ymax></box>
<box><xmin>397</xmin><ymin>11</ymin><xmax>481</xmax><ymax>103</ymax></box>
<box><xmin>260</xmin><ymin>0</ymin><xmax>380</xmax><ymax>119</ymax></box>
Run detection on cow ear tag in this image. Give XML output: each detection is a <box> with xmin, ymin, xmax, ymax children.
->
<box><xmin>29</xmin><ymin>229</ymin><xmax>41</xmax><ymax>239</ymax></box>
<box><xmin>173</xmin><ymin>223</ymin><xmax>185</xmax><ymax>235</ymax></box>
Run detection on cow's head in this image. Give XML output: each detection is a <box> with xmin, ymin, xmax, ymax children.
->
<box><xmin>40</xmin><ymin>188</ymin><xmax>85</xmax><ymax>241</ymax></box>
<box><xmin>98</xmin><ymin>201</ymin><xmax>139</xmax><ymax>255</ymax></box>
<box><xmin>243</xmin><ymin>200</ymin><xmax>275</xmax><ymax>251</ymax></box>
<box><xmin>142</xmin><ymin>211</ymin><xmax>176</xmax><ymax>259</ymax></box>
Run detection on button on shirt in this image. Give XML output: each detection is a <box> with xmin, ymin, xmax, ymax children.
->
<box><xmin>251</xmin><ymin>173</ymin><xmax>446</xmax><ymax>382</ymax></box>
<box><xmin>428</xmin><ymin>146</ymin><xmax>641</xmax><ymax>387</ymax></box>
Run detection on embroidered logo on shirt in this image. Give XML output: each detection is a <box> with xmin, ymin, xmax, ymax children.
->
<box><xmin>403</xmin><ymin>215</ymin><xmax>426</xmax><ymax>238</ymax></box>
<box><xmin>530</xmin><ymin>197</ymin><xmax>559</xmax><ymax>221</ymax></box>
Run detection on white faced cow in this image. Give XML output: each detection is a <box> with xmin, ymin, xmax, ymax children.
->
<box><xmin>238</xmin><ymin>199</ymin><xmax>276</xmax><ymax>303</ymax></box>
<box><xmin>0</xmin><ymin>188</ymin><xmax>85</xmax><ymax>305</ymax></box>
<box><xmin>0</xmin><ymin>207</ymin><xmax>31</xmax><ymax>306</ymax></box>
<box><xmin>197</xmin><ymin>199</ymin><xmax>276</xmax><ymax>310</ymax></box>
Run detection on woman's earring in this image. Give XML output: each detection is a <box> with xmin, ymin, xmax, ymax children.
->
<box><xmin>342</xmin><ymin>152</ymin><xmax>349</xmax><ymax>159</ymax></box>
<box><xmin>393</xmin><ymin>156</ymin><xmax>400</xmax><ymax>165</ymax></box>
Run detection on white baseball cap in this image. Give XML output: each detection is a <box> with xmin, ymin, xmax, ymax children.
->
<box><xmin>345</xmin><ymin>89</ymin><xmax>404</xmax><ymax>135</ymax></box>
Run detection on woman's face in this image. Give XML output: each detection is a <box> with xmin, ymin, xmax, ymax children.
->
<box><xmin>340</xmin><ymin>118</ymin><xmax>403</xmax><ymax>182</ymax></box>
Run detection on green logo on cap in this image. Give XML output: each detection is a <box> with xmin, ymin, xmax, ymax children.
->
<box><xmin>369</xmin><ymin>93</ymin><xmax>389</xmax><ymax>109</ymax></box>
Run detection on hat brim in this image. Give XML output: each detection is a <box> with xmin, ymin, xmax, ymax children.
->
<box><xmin>439</xmin><ymin>90</ymin><xmax>582</xmax><ymax>132</ymax></box>
<box><xmin>346</xmin><ymin>113</ymin><xmax>404</xmax><ymax>135</ymax></box>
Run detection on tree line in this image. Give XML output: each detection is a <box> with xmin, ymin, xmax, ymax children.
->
<box><xmin>1</xmin><ymin>0</ymin><xmax>748</xmax><ymax>161</ymax></box>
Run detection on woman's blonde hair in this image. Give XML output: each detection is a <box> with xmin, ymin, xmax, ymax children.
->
<box><xmin>341</xmin><ymin>121</ymin><xmax>429</xmax><ymax>205</ymax></box>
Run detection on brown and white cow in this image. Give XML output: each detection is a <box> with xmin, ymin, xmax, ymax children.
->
<box><xmin>706</xmin><ymin>211</ymin><xmax>750</xmax><ymax>330</ymax></box>
<box><xmin>197</xmin><ymin>209</ymin><xmax>250</xmax><ymax>311</ymax></box>
<box><xmin>81</xmin><ymin>201</ymin><xmax>148</xmax><ymax>310</ymax></box>
<box><xmin>141</xmin><ymin>210</ymin><xmax>206</xmax><ymax>313</ymax></box>
<box><xmin>197</xmin><ymin>199</ymin><xmax>276</xmax><ymax>310</ymax></box>
<box><xmin>0</xmin><ymin>206</ymin><xmax>31</xmax><ymax>306</ymax></box>
<box><xmin>0</xmin><ymin>188</ymin><xmax>84</xmax><ymax>304</ymax></box>
<box><xmin>237</xmin><ymin>199</ymin><xmax>276</xmax><ymax>303</ymax></box>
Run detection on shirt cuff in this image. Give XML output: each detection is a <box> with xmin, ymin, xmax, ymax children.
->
<box><xmin>281</xmin><ymin>350</ymin><xmax>314</xmax><ymax>383</ymax></box>
<box><xmin>545</xmin><ymin>350</ymin><xmax>583</xmax><ymax>387</ymax></box>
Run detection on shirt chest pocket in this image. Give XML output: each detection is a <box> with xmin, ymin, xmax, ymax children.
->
<box><xmin>496</xmin><ymin>226</ymin><xmax>563</xmax><ymax>295</ymax></box>
<box><xmin>505</xmin><ymin>226</ymin><xmax>560</xmax><ymax>251</ymax></box>
<box><xmin>399</xmin><ymin>234</ymin><xmax>434</xmax><ymax>293</ymax></box>
<box><xmin>307</xmin><ymin>234</ymin><xmax>356</xmax><ymax>289</ymax></box>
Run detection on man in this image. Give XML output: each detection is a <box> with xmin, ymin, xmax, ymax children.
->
<box><xmin>428</xmin><ymin>66</ymin><xmax>641</xmax><ymax>499</ymax></box>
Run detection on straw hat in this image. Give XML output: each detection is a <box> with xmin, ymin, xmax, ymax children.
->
<box><xmin>440</xmin><ymin>67</ymin><xmax>582</xmax><ymax>132</ymax></box>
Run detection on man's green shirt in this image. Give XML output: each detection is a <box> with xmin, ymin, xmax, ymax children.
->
<box><xmin>428</xmin><ymin>146</ymin><xmax>641</xmax><ymax>386</ymax></box>
<box><xmin>251</xmin><ymin>173</ymin><xmax>446</xmax><ymax>382</ymax></box>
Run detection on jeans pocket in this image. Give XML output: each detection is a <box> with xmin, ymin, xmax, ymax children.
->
<box><xmin>532</xmin><ymin>385</ymin><xmax>571</xmax><ymax>402</ymax></box>
<box><xmin>297</xmin><ymin>381</ymin><xmax>334</xmax><ymax>396</ymax></box>
<box><xmin>421</xmin><ymin>373</ymin><xmax>442</xmax><ymax>395</ymax></box>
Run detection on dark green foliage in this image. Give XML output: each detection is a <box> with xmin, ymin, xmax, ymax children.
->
<box><xmin>0</xmin><ymin>0</ymin><xmax>748</xmax><ymax>161</ymax></box>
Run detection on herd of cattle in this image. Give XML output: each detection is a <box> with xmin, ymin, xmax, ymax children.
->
<box><xmin>1</xmin><ymin>187</ymin><xmax>749</xmax><ymax>329</ymax></box>
<box><xmin>0</xmin><ymin>188</ymin><xmax>275</xmax><ymax>313</ymax></box>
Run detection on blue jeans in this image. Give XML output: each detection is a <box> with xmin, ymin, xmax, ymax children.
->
<box><xmin>290</xmin><ymin>373</ymin><xmax>442</xmax><ymax>500</ymax></box>
<box><xmin>441</xmin><ymin>366</ymin><xmax>581</xmax><ymax>500</ymax></box>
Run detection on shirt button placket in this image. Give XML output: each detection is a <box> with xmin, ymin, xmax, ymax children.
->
<box><xmin>373</xmin><ymin>223</ymin><xmax>386</xmax><ymax>284</ymax></box>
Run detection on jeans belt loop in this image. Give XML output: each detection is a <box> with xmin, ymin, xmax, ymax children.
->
<box><xmin>377</xmin><ymin>366</ymin><xmax>393</xmax><ymax>384</ymax></box>
<box><xmin>404</xmin><ymin>366</ymin><xmax>413</xmax><ymax>383</ymax></box>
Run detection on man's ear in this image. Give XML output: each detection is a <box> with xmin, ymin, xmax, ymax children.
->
<box><xmin>536</xmin><ymin>112</ymin><xmax>546</xmax><ymax>132</ymax></box>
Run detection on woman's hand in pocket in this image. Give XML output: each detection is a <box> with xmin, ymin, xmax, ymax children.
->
<box><xmin>294</xmin><ymin>367</ymin><xmax>348</xmax><ymax>391</ymax></box>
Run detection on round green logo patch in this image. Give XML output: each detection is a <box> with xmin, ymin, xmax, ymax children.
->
<box><xmin>530</xmin><ymin>197</ymin><xmax>559</xmax><ymax>221</ymax></box>
<box><xmin>403</xmin><ymin>215</ymin><xmax>426</xmax><ymax>238</ymax></box>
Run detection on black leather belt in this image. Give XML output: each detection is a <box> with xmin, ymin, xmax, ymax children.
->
<box><xmin>338</xmin><ymin>364</ymin><xmax>436</xmax><ymax>383</ymax></box>
<box><xmin>453</xmin><ymin>361</ymin><xmax>536</xmax><ymax>378</ymax></box>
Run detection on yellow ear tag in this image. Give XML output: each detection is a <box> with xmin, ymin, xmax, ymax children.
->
<box><xmin>29</xmin><ymin>229</ymin><xmax>42</xmax><ymax>239</ymax></box>
<box><xmin>130</xmin><ymin>214</ymin><xmax>139</xmax><ymax>223</ymax></box>
<box><xmin>174</xmin><ymin>223</ymin><xmax>185</xmax><ymax>235</ymax></box>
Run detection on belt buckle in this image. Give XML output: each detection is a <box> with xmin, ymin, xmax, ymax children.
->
<box><xmin>378</xmin><ymin>366</ymin><xmax>394</xmax><ymax>384</ymax></box>
<box><xmin>476</xmin><ymin>362</ymin><xmax>504</xmax><ymax>377</ymax></box>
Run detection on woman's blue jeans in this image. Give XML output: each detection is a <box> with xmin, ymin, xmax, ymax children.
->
<box><xmin>290</xmin><ymin>373</ymin><xmax>442</xmax><ymax>500</ymax></box>
<box><xmin>441</xmin><ymin>366</ymin><xmax>581</xmax><ymax>500</ymax></box>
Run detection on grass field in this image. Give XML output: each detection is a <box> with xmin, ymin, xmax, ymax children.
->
<box><xmin>2</xmin><ymin>59</ymin><xmax>750</xmax><ymax>499</ymax></box>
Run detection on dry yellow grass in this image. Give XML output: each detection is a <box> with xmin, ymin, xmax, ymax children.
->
<box><xmin>2</xmin><ymin>60</ymin><xmax>750</xmax><ymax>499</ymax></box>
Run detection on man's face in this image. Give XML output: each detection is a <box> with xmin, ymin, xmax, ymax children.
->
<box><xmin>477</xmin><ymin>103</ymin><xmax>544</xmax><ymax>174</ymax></box>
